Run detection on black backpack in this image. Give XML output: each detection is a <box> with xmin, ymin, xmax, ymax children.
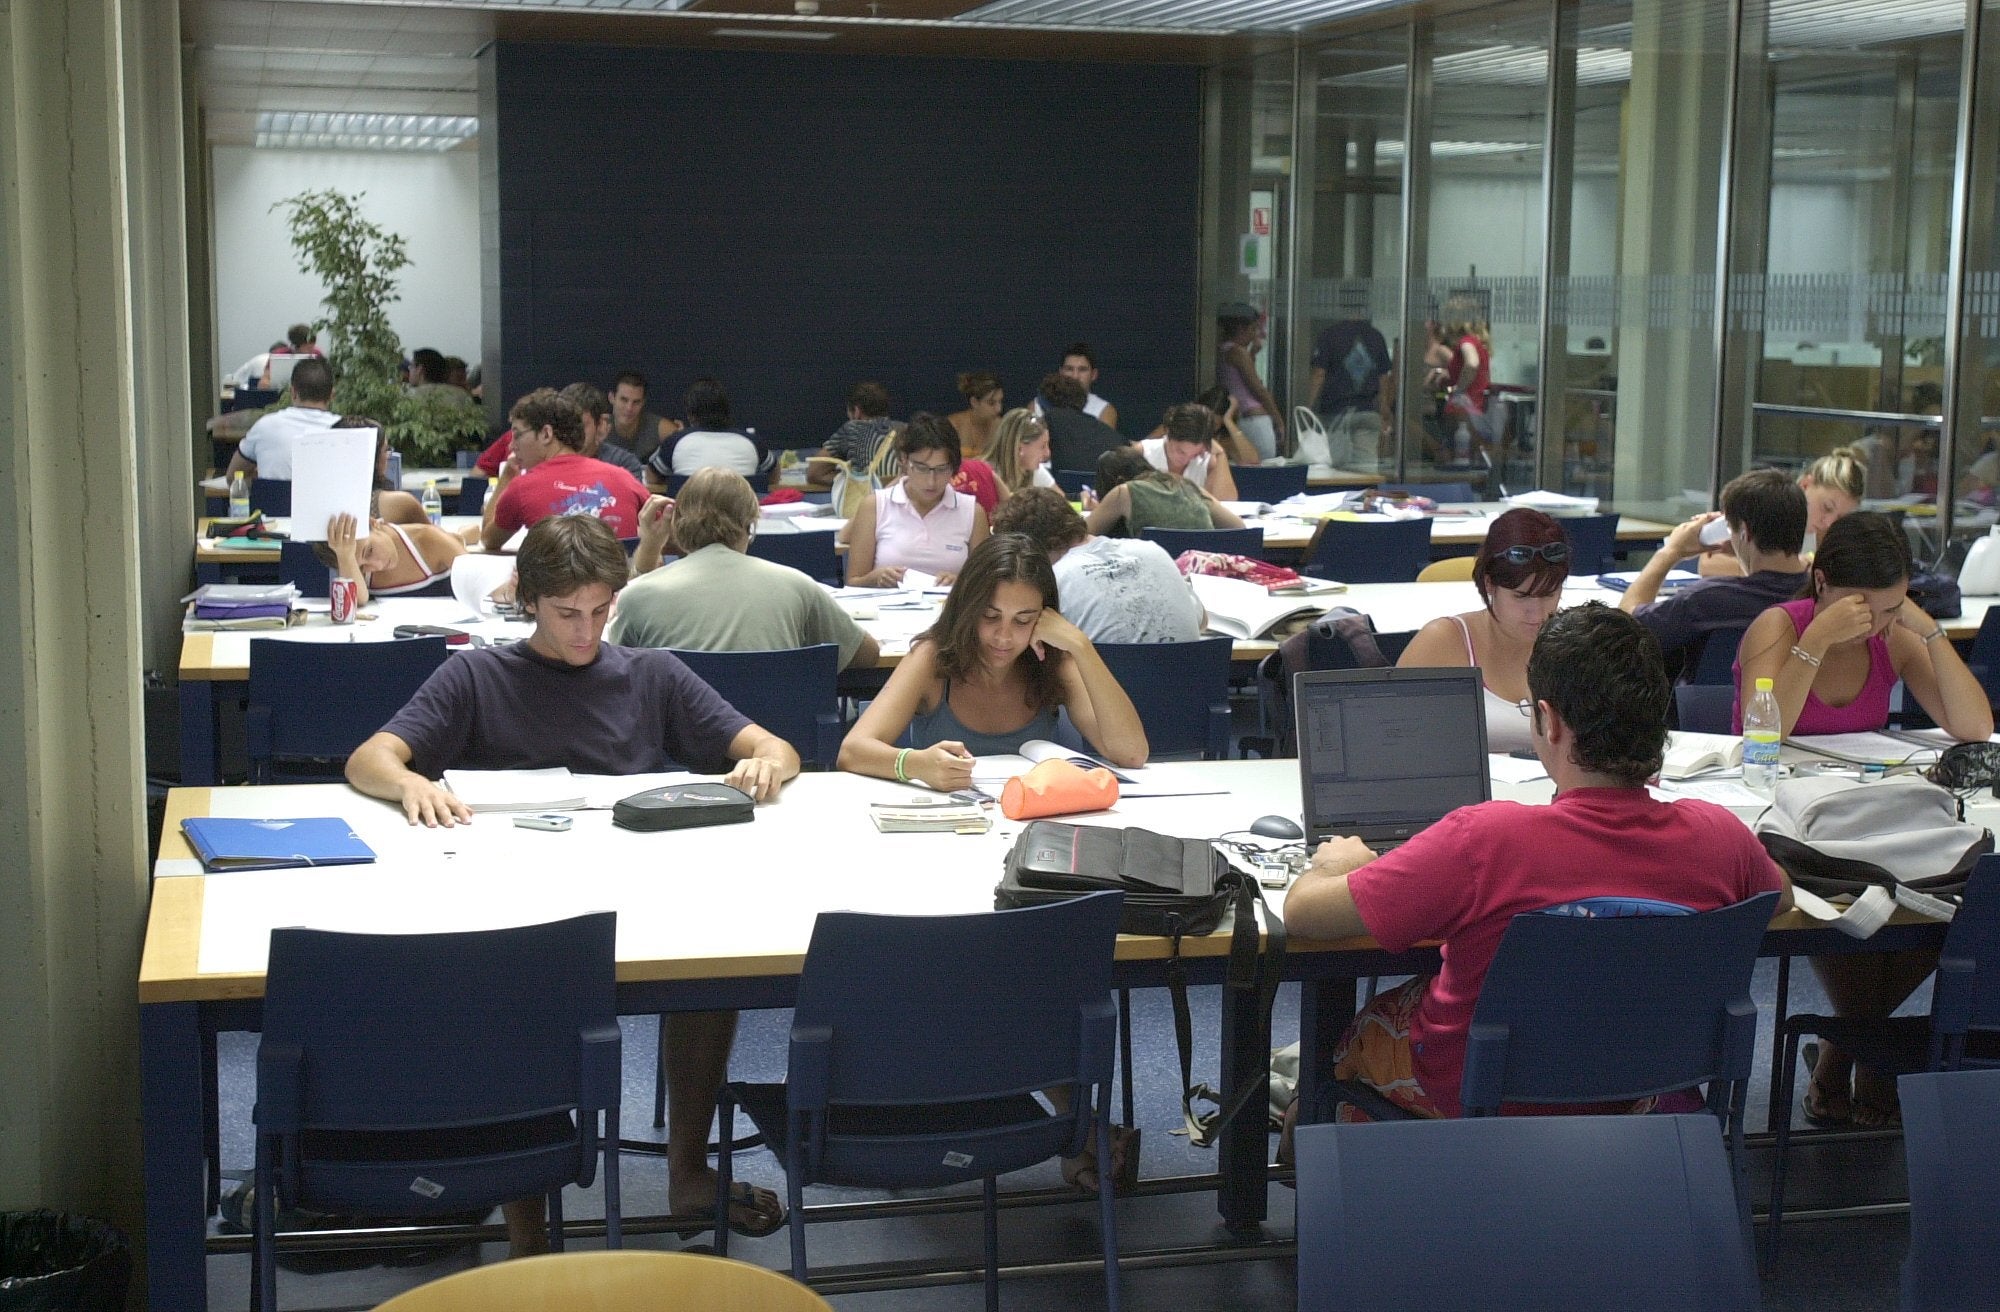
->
<box><xmin>1252</xmin><ymin>607</ymin><xmax>1396</xmax><ymax>756</ymax></box>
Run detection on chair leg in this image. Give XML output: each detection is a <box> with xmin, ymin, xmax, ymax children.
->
<box><xmin>1096</xmin><ymin>1093</ymin><xmax>1122</xmax><ymax>1312</ymax></box>
<box><xmin>714</xmin><ymin>1088</ymin><xmax>736</xmax><ymax>1258</ymax></box>
<box><xmin>202</xmin><ymin>1026</ymin><xmax>221</xmax><ymax>1216</ymax></box>
<box><xmin>602</xmin><ymin>1108</ymin><xmax>622</xmax><ymax>1249</ymax></box>
<box><xmin>1767</xmin><ymin>956</ymin><xmax>1793</xmax><ymax>1134</ymax></box>
<box><xmin>252</xmin><ymin>1143</ymin><xmax>276</xmax><ymax>1312</ymax></box>
<box><xmin>787</xmin><ymin>1167</ymin><xmax>809</xmax><ymax>1285</ymax></box>
<box><xmin>653</xmin><ymin>1015</ymin><xmax>668</xmax><ymax>1128</ymax></box>
<box><xmin>1763</xmin><ymin>1027</ymin><xmax>1805</xmax><ymax>1275</ymax></box>
<box><xmin>546</xmin><ymin>1185</ymin><xmax>565</xmax><ymax>1254</ymax></box>
<box><xmin>1118</xmin><ymin>989</ymin><xmax>1136</xmax><ymax>1128</ymax></box>
<box><xmin>982</xmin><ymin>1175</ymin><xmax>1000</xmax><ymax>1312</ymax></box>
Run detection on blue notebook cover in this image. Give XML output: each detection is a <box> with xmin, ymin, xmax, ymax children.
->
<box><xmin>180</xmin><ymin>817</ymin><xmax>376</xmax><ymax>872</ymax></box>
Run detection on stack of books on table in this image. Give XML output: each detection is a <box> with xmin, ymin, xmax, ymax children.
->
<box><xmin>181</xmin><ymin>583</ymin><xmax>300</xmax><ymax>630</ymax></box>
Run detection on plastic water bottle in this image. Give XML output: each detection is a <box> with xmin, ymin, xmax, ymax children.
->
<box><xmin>1742</xmin><ymin>676</ymin><xmax>1783</xmax><ymax>797</ymax></box>
<box><xmin>228</xmin><ymin>471</ymin><xmax>249</xmax><ymax>519</ymax></box>
<box><xmin>421</xmin><ymin>479</ymin><xmax>443</xmax><ymax>527</ymax></box>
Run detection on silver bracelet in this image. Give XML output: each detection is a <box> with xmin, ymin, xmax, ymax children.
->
<box><xmin>1790</xmin><ymin>644</ymin><xmax>1822</xmax><ymax>668</ymax></box>
<box><xmin>1922</xmin><ymin>627</ymin><xmax>1947</xmax><ymax>645</ymax></box>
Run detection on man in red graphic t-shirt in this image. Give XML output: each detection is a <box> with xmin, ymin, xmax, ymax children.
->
<box><xmin>482</xmin><ymin>388</ymin><xmax>648</xmax><ymax>551</ymax></box>
<box><xmin>1282</xmin><ymin>603</ymin><xmax>1792</xmax><ymax>1124</ymax></box>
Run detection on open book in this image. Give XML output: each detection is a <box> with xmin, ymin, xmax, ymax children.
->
<box><xmin>970</xmin><ymin>740</ymin><xmax>1135</xmax><ymax>791</ymax></box>
<box><xmin>1661</xmin><ymin>731</ymin><xmax>1743</xmax><ymax>780</ymax></box>
<box><xmin>1188</xmin><ymin>573</ymin><xmax>1341</xmax><ymax>640</ymax></box>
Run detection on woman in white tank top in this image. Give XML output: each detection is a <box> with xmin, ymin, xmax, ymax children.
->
<box><xmin>1394</xmin><ymin>509</ymin><xmax>1571</xmax><ymax>754</ymax></box>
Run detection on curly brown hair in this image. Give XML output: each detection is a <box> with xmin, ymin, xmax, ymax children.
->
<box><xmin>991</xmin><ymin>487</ymin><xmax>1088</xmax><ymax>557</ymax></box>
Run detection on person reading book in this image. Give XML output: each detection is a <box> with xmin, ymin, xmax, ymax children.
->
<box><xmin>343</xmin><ymin>513</ymin><xmax>799</xmax><ymax>1253</ymax></box>
<box><xmin>837</xmin><ymin>533</ymin><xmax>1149</xmax><ymax>793</ymax></box>
<box><xmin>1733</xmin><ymin>510</ymin><xmax>1991</xmax><ymax>1129</ymax></box>
<box><xmin>1396</xmin><ymin>507</ymin><xmax>1569</xmax><ymax>753</ymax></box>
<box><xmin>843</xmin><ymin>414</ymin><xmax>992</xmax><ymax>588</ymax></box>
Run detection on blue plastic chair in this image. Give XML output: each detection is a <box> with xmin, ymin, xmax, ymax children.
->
<box><xmin>747</xmin><ymin>530</ymin><xmax>842</xmax><ymax>585</ymax></box>
<box><xmin>669</xmin><ymin>644</ymin><xmax>845</xmax><ymax>769</ymax></box>
<box><xmin>716</xmin><ymin>893</ymin><xmax>1125</xmax><ymax>1311</ymax></box>
<box><xmin>253</xmin><ymin>913</ymin><xmax>622</xmax><ymax>1312</ymax></box>
<box><xmin>1899</xmin><ymin>1067</ymin><xmax>2000</xmax><ymax>1312</ymax></box>
<box><xmin>226</xmin><ymin>387</ymin><xmax>280</xmax><ymax>414</ymax></box>
<box><xmin>1304</xmin><ymin>517</ymin><xmax>1433</xmax><ymax>583</ymax></box>
<box><xmin>1140</xmin><ymin>526</ymin><xmax>1265</xmax><ymax>561</ymax></box>
<box><xmin>1766</xmin><ymin>857</ymin><xmax>2000</xmax><ymax>1270</ymax></box>
<box><xmin>278</xmin><ymin>541</ymin><xmax>330</xmax><ymax>599</ymax></box>
<box><xmin>1688</xmin><ymin>625</ymin><xmax>1747</xmax><ymax>686</ymax></box>
<box><xmin>1964</xmin><ymin>607</ymin><xmax>2000</xmax><ymax>708</ymax></box>
<box><xmin>454</xmin><ymin>474</ymin><xmax>489</xmax><ymax>517</ymax></box>
<box><xmin>1294</xmin><ymin>1114</ymin><xmax>1758</xmax><ymax>1312</ymax></box>
<box><xmin>1380</xmin><ymin>481</ymin><xmax>1476</xmax><ymax>504</ymax></box>
<box><xmin>249</xmin><ymin>477</ymin><xmax>291</xmax><ymax>516</ymax></box>
<box><xmin>245</xmin><ymin>637</ymin><xmax>449</xmax><ymax>783</ymax></box>
<box><xmin>1229</xmin><ymin>463</ymin><xmax>1307</xmax><ymax>503</ymax></box>
<box><xmin>1052</xmin><ymin>469</ymin><xmax>1095</xmax><ymax>497</ymax></box>
<box><xmin>1092</xmin><ymin>637</ymin><xmax>1234</xmax><ymax>759</ymax></box>
<box><xmin>1558</xmin><ymin>513</ymin><xmax>1621</xmax><ymax>575</ymax></box>
<box><xmin>1674</xmin><ymin>684</ymin><xmax>1735</xmax><ymax>734</ymax></box>
<box><xmin>1323</xmin><ymin>892</ymin><xmax>1779</xmax><ymax>1228</ymax></box>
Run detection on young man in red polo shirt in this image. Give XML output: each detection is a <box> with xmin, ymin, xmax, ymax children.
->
<box><xmin>482</xmin><ymin>388</ymin><xmax>648</xmax><ymax>551</ymax></box>
<box><xmin>1283</xmin><ymin>603</ymin><xmax>1792</xmax><ymax>1121</ymax></box>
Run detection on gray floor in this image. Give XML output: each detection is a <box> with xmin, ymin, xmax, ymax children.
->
<box><xmin>206</xmin><ymin>960</ymin><xmax>1924</xmax><ymax>1311</ymax></box>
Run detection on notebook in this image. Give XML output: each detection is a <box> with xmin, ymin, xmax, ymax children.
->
<box><xmin>180</xmin><ymin>817</ymin><xmax>375</xmax><ymax>872</ymax></box>
<box><xmin>1292</xmin><ymin>667</ymin><xmax>1492</xmax><ymax>852</ymax></box>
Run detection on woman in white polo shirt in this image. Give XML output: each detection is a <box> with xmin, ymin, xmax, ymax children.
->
<box><xmin>1136</xmin><ymin>402</ymin><xmax>1239</xmax><ymax>501</ymax></box>
<box><xmin>844</xmin><ymin>414</ymin><xmax>991</xmax><ymax>587</ymax></box>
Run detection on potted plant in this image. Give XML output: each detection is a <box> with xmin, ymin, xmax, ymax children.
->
<box><xmin>276</xmin><ymin>189</ymin><xmax>487</xmax><ymax>466</ymax></box>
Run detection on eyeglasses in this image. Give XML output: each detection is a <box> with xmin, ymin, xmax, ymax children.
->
<box><xmin>1493</xmin><ymin>543</ymin><xmax>1571</xmax><ymax>566</ymax></box>
<box><xmin>1515</xmin><ymin>699</ymin><xmax>1534</xmax><ymax>717</ymax></box>
<box><xmin>906</xmin><ymin>460</ymin><xmax>955</xmax><ymax>477</ymax></box>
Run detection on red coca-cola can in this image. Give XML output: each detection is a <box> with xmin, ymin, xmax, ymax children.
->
<box><xmin>330</xmin><ymin>577</ymin><xmax>359</xmax><ymax>624</ymax></box>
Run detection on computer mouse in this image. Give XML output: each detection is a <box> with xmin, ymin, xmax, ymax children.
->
<box><xmin>1249</xmin><ymin>814</ymin><xmax>1304</xmax><ymax>842</ymax></box>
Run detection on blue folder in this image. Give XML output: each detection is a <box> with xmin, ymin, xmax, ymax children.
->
<box><xmin>180</xmin><ymin>817</ymin><xmax>376</xmax><ymax>872</ymax></box>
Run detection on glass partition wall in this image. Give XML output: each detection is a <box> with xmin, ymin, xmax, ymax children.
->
<box><xmin>1210</xmin><ymin>0</ymin><xmax>2000</xmax><ymax>548</ymax></box>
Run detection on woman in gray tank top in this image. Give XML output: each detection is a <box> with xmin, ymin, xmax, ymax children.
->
<box><xmin>1084</xmin><ymin>447</ymin><xmax>1246</xmax><ymax>539</ymax></box>
<box><xmin>837</xmin><ymin>534</ymin><xmax>1150</xmax><ymax>790</ymax></box>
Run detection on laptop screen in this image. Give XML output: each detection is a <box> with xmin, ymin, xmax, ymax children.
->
<box><xmin>1294</xmin><ymin>668</ymin><xmax>1493</xmax><ymax>844</ymax></box>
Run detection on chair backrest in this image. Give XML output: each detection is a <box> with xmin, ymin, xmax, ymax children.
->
<box><xmin>1558</xmin><ymin>512</ymin><xmax>1620</xmax><ymax>576</ymax></box>
<box><xmin>1459</xmin><ymin>891</ymin><xmax>1779</xmax><ymax>1113</ymax></box>
<box><xmin>746</xmin><ymin>531</ymin><xmax>842</xmax><ymax>585</ymax></box>
<box><xmin>1230</xmin><ymin>463</ymin><xmax>1308</xmax><ymax>502</ymax></box>
<box><xmin>1899</xmin><ymin>1067</ymin><xmax>2000</xmax><ymax>1312</ymax></box>
<box><xmin>1092</xmin><ymin>636</ymin><xmax>1235</xmax><ymax>758</ymax></box>
<box><xmin>1051</xmin><ymin>469</ymin><xmax>1094</xmax><ymax>497</ymax></box>
<box><xmin>226</xmin><ymin>387</ymin><xmax>279</xmax><ymax>414</ymax></box>
<box><xmin>1294</xmin><ymin>1114</ymin><xmax>1758</xmax><ymax>1312</ymax></box>
<box><xmin>1416</xmin><ymin>556</ymin><xmax>1475</xmax><ymax>583</ymax></box>
<box><xmin>454</xmin><ymin>474</ymin><xmax>489</xmax><ymax>517</ymax></box>
<box><xmin>1932</xmin><ymin>855</ymin><xmax>2000</xmax><ymax>1065</ymax></box>
<box><xmin>669</xmin><ymin>644</ymin><xmax>842</xmax><ymax>768</ymax></box>
<box><xmin>789</xmin><ymin>892</ymin><xmax>1123</xmax><ymax>1110</ymax></box>
<box><xmin>278</xmin><ymin>541</ymin><xmax>330</xmax><ymax>598</ymax></box>
<box><xmin>1674</xmin><ymin>684</ymin><xmax>1735</xmax><ymax>735</ymax></box>
<box><xmin>1381</xmin><ymin>481</ymin><xmax>1476</xmax><ymax>504</ymax></box>
<box><xmin>1141</xmin><ymin>526</ymin><xmax>1265</xmax><ymax>561</ymax></box>
<box><xmin>375</xmin><ymin>1251</ymin><xmax>834</xmax><ymax>1312</ymax></box>
<box><xmin>245</xmin><ymin>637</ymin><xmax>449</xmax><ymax>778</ymax></box>
<box><xmin>249</xmin><ymin>477</ymin><xmax>292</xmax><ymax>516</ymax></box>
<box><xmin>1688</xmin><ymin>625</ymin><xmax>1747</xmax><ymax>686</ymax></box>
<box><xmin>258</xmin><ymin>912</ymin><xmax>618</xmax><ymax>1134</ymax></box>
<box><xmin>1306</xmin><ymin>517</ymin><xmax>1433</xmax><ymax>583</ymax></box>
<box><xmin>1966</xmin><ymin>607</ymin><xmax>2000</xmax><ymax>705</ymax></box>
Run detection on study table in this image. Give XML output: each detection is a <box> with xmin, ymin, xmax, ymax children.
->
<box><xmin>171</xmin><ymin>584</ymin><xmax>2000</xmax><ymax>787</ymax></box>
<box><xmin>193</xmin><ymin>516</ymin><xmax>485</xmax><ymax>583</ymax></box>
<box><xmin>139</xmin><ymin>761</ymin><xmax>1973</xmax><ymax>1312</ymax></box>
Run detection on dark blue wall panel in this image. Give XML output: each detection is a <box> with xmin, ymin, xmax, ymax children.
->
<box><xmin>491</xmin><ymin>42</ymin><xmax>1201</xmax><ymax>446</ymax></box>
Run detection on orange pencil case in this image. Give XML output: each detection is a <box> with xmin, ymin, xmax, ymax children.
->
<box><xmin>999</xmin><ymin>757</ymin><xmax>1120</xmax><ymax>820</ymax></box>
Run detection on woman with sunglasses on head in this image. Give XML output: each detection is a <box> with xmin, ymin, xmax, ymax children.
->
<box><xmin>1397</xmin><ymin>509</ymin><xmax>1571</xmax><ymax>753</ymax></box>
<box><xmin>843</xmin><ymin>414</ymin><xmax>991</xmax><ymax>588</ymax></box>
<box><xmin>1734</xmin><ymin>511</ymin><xmax>1990</xmax><ymax>1129</ymax></box>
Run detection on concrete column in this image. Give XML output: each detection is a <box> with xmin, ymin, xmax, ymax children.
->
<box><xmin>0</xmin><ymin>0</ymin><xmax>161</xmax><ymax>1263</ymax></box>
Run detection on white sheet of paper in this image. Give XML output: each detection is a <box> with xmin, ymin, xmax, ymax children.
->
<box><xmin>1487</xmin><ymin>753</ymin><xmax>1550</xmax><ymax>784</ymax></box>
<box><xmin>286</xmin><ymin>427</ymin><xmax>377</xmax><ymax>542</ymax></box>
<box><xmin>901</xmin><ymin>568</ymin><xmax>940</xmax><ymax>591</ymax></box>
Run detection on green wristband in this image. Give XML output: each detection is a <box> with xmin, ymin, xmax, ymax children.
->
<box><xmin>894</xmin><ymin>747</ymin><xmax>912</xmax><ymax>783</ymax></box>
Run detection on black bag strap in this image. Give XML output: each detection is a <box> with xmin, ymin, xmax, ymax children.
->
<box><xmin>1172</xmin><ymin>875</ymin><xmax>1288</xmax><ymax>1149</ymax></box>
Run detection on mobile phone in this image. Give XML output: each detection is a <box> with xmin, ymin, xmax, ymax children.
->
<box><xmin>511</xmin><ymin>812</ymin><xmax>573</xmax><ymax>832</ymax></box>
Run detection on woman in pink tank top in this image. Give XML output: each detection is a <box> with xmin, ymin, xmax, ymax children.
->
<box><xmin>1733</xmin><ymin>512</ymin><xmax>1992</xmax><ymax>1129</ymax></box>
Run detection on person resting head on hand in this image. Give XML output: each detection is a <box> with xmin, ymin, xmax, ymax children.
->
<box><xmin>317</xmin><ymin>510</ymin><xmax>467</xmax><ymax>605</ymax></box>
<box><xmin>1084</xmin><ymin>446</ymin><xmax>1244</xmax><ymax>537</ymax></box>
<box><xmin>836</xmin><ymin>533</ymin><xmax>1150</xmax><ymax>791</ymax></box>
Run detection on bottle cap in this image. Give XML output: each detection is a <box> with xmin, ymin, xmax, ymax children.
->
<box><xmin>1755</xmin><ymin>677</ymin><xmax>1774</xmax><ymax>692</ymax></box>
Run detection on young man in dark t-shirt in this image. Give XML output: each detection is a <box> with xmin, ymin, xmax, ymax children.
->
<box><xmin>346</xmin><ymin>514</ymin><xmax>800</xmax><ymax>1251</ymax></box>
<box><xmin>1039</xmin><ymin>372</ymin><xmax>1125</xmax><ymax>477</ymax></box>
<box><xmin>1619</xmin><ymin>468</ymin><xmax>1810</xmax><ymax>680</ymax></box>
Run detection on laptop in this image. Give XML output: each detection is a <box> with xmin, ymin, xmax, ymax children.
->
<box><xmin>1292</xmin><ymin>667</ymin><xmax>1492</xmax><ymax>852</ymax></box>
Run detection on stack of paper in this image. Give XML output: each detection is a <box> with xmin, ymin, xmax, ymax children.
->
<box><xmin>442</xmin><ymin>767</ymin><xmax>588</xmax><ymax>811</ymax></box>
<box><xmin>182</xmin><ymin>583</ymin><xmax>300</xmax><ymax>630</ymax></box>
<box><xmin>869</xmin><ymin>798</ymin><xmax>993</xmax><ymax>834</ymax></box>
<box><xmin>1505</xmin><ymin>490</ymin><xmax>1602</xmax><ymax>513</ymax></box>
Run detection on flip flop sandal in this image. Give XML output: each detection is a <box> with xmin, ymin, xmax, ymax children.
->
<box><xmin>674</xmin><ymin>1180</ymin><xmax>787</xmax><ymax>1240</ymax></box>
<box><xmin>1800</xmin><ymin>1042</ymin><xmax>1852</xmax><ymax>1128</ymax></box>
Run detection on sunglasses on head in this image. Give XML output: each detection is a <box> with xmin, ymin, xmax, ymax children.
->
<box><xmin>1493</xmin><ymin>542</ymin><xmax>1571</xmax><ymax>565</ymax></box>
